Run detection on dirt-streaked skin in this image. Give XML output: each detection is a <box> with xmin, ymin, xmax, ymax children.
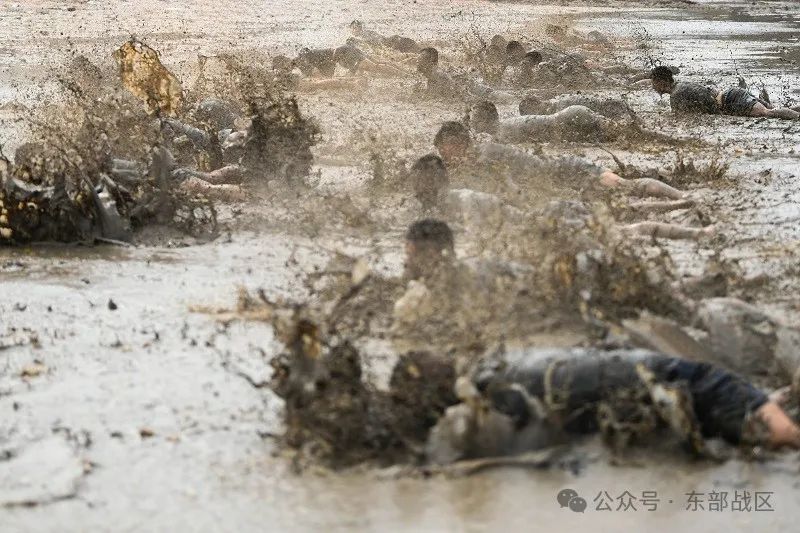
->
<box><xmin>2</xmin><ymin>1</ymin><xmax>800</xmax><ymax>531</ymax></box>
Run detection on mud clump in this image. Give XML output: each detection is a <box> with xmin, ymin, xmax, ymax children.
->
<box><xmin>0</xmin><ymin>160</ymin><xmax>96</xmax><ymax>244</ymax></box>
<box><xmin>387</xmin><ymin>351</ymin><xmax>459</xmax><ymax>450</ymax></box>
<box><xmin>1</xmin><ymin>143</ymin><xmax>217</xmax><ymax>244</ymax></box>
<box><xmin>0</xmin><ymin>135</ymin><xmax>112</xmax><ymax>244</ymax></box>
<box><xmin>231</xmin><ymin>272</ymin><xmax>457</xmax><ymax>467</ymax></box>
<box><xmin>490</xmin><ymin>202</ymin><xmax>687</xmax><ymax>325</ymax></box>
<box><xmin>270</xmin><ymin>335</ymin><xmax>379</xmax><ymax>467</ymax></box>
<box><xmin>114</xmin><ymin>39</ymin><xmax>184</xmax><ymax>117</ymax></box>
<box><xmin>544</xmin><ymin>215</ymin><xmax>685</xmax><ymax>322</ymax></box>
<box><xmin>1</xmin><ymin>38</ymin><xmax>328</xmax><ymax>245</ymax></box>
<box><xmin>267</xmin><ymin>306</ymin><xmax>457</xmax><ymax>468</ymax></box>
<box><xmin>241</xmin><ymin>96</ymin><xmax>319</xmax><ymax>183</ymax></box>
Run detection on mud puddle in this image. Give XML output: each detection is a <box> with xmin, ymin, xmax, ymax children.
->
<box><xmin>2</xmin><ymin>0</ymin><xmax>800</xmax><ymax>531</ymax></box>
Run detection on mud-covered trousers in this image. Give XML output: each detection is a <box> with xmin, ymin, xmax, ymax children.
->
<box><xmin>474</xmin><ymin>349</ymin><xmax>768</xmax><ymax>444</ymax></box>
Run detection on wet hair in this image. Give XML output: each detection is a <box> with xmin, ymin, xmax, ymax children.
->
<box><xmin>469</xmin><ymin>101</ymin><xmax>500</xmax><ymax>134</ymax></box>
<box><xmin>522</xmin><ymin>50</ymin><xmax>543</xmax><ymax>66</ymax></box>
<box><xmin>418</xmin><ymin>47</ymin><xmax>438</xmax><ymax>65</ymax></box>
<box><xmin>333</xmin><ymin>45</ymin><xmax>365</xmax><ymax>73</ymax></box>
<box><xmin>650</xmin><ymin>66</ymin><xmax>675</xmax><ymax>84</ymax></box>
<box><xmin>519</xmin><ymin>94</ymin><xmax>545</xmax><ymax>115</ymax></box>
<box><xmin>506</xmin><ymin>40</ymin><xmax>526</xmax><ymax>63</ymax></box>
<box><xmin>490</xmin><ymin>35</ymin><xmax>508</xmax><ymax>48</ymax></box>
<box><xmin>406</xmin><ymin>219</ymin><xmax>454</xmax><ymax>252</ymax></box>
<box><xmin>433</xmin><ymin>121</ymin><xmax>470</xmax><ymax>150</ymax></box>
<box><xmin>417</xmin><ymin>47</ymin><xmax>439</xmax><ymax>76</ymax></box>
<box><xmin>486</xmin><ymin>35</ymin><xmax>509</xmax><ymax>64</ymax></box>
<box><xmin>410</xmin><ymin>154</ymin><xmax>449</xmax><ymax>210</ymax></box>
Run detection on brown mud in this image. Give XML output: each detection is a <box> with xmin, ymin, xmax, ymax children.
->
<box><xmin>2</xmin><ymin>0</ymin><xmax>800</xmax><ymax>531</ymax></box>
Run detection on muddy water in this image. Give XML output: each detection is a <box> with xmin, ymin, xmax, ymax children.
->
<box><xmin>2</xmin><ymin>1</ymin><xmax>800</xmax><ymax>531</ymax></box>
<box><xmin>585</xmin><ymin>0</ymin><xmax>800</xmax><ymax>321</ymax></box>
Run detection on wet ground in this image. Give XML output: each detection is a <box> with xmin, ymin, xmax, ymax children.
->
<box><xmin>2</xmin><ymin>0</ymin><xmax>800</xmax><ymax>531</ymax></box>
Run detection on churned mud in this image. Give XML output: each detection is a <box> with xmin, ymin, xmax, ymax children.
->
<box><xmin>1</xmin><ymin>0</ymin><xmax>800</xmax><ymax>531</ymax></box>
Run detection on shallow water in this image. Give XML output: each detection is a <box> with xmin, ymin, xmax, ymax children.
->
<box><xmin>2</xmin><ymin>1</ymin><xmax>800</xmax><ymax>531</ymax></box>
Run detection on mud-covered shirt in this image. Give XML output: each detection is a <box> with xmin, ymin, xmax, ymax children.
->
<box><xmin>459</xmin><ymin>142</ymin><xmax>605</xmax><ymax>194</ymax></box>
<box><xmin>669</xmin><ymin>82</ymin><xmax>719</xmax><ymax>115</ymax></box>
<box><xmin>425</xmin><ymin>70</ymin><xmax>461</xmax><ymax>98</ymax></box>
<box><xmin>496</xmin><ymin>106</ymin><xmax>609</xmax><ymax>143</ymax></box>
<box><xmin>545</xmin><ymin>94</ymin><xmax>630</xmax><ymax>118</ymax></box>
<box><xmin>392</xmin><ymin>260</ymin><xmax>536</xmax><ymax>351</ymax></box>
<box><xmin>500</xmin><ymin>65</ymin><xmax>533</xmax><ymax>88</ymax></box>
<box><xmin>444</xmin><ymin>188</ymin><xmax>525</xmax><ymax>234</ymax></box>
<box><xmin>425</xmin><ymin>70</ymin><xmax>494</xmax><ymax>99</ymax></box>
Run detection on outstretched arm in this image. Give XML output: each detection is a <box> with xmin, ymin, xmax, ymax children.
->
<box><xmin>298</xmin><ymin>78</ymin><xmax>364</xmax><ymax>92</ymax></box>
<box><xmin>357</xmin><ymin>57</ymin><xmax>409</xmax><ymax>77</ymax></box>
<box><xmin>626</xmin><ymin>198</ymin><xmax>695</xmax><ymax>213</ymax></box>
<box><xmin>172</xmin><ymin>165</ymin><xmax>242</xmax><ymax>184</ymax></box>
<box><xmin>179</xmin><ymin>176</ymin><xmax>244</xmax><ymax>201</ymax></box>
<box><xmin>758</xmin><ymin>401</ymin><xmax>800</xmax><ymax>448</ymax></box>
<box><xmin>600</xmin><ymin>170</ymin><xmax>685</xmax><ymax>200</ymax></box>
<box><xmin>620</xmin><ymin>221</ymin><xmax>714</xmax><ymax>241</ymax></box>
<box><xmin>654</xmin><ymin>358</ymin><xmax>800</xmax><ymax>448</ymax></box>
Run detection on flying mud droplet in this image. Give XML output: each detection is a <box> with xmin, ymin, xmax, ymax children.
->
<box><xmin>114</xmin><ymin>38</ymin><xmax>184</xmax><ymax>117</ymax></box>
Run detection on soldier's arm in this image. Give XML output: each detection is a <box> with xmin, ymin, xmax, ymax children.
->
<box><xmin>620</xmin><ymin>221</ymin><xmax>714</xmax><ymax>241</ymax></box>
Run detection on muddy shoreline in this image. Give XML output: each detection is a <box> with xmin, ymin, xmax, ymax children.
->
<box><xmin>2</xmin><ymin>0</ymin><xmax>800</xmax><ymax>531</ymax></box>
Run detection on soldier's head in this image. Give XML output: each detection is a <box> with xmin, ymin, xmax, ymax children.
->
<box><xmin>469</xmin><ymin>101</ymin><xmax>500</xmax><ymax>135</ymax></box>
<box><xmin>505</xmin><ymin>40</ymin><xmax>526</xmax><ymax>65</ymax></box>
<box><xmin>417</xmin><ymin>47</ymin><xmax>439</xmax><ymax>77</ymax></box>
<box><xmin>650</xmin><ymin>65</ymin><xmax>676</xmax><ymax>95</ymax></box>
<box><xmin>295</xmin><ymin>48</ymin><xmax>315</xmax><ymax>75</ymax></box>
<box><xmin>522</xmin><ymin>50</ymin><xmax>543</xmax><ymax>68</ymax></box>
<box><xmin>519</xmin><ymin>93</ymin><xmax>545</xmax><ymax>115</ymax></box>
<box><xmin>490</xmin><ymin>34</ymin><xmax>508</xmax><ymax>49</ymax></box>
<box><xmin>486</xmin><ymin>35</ymin><xmax>508</xmax><ymax>64</ymax></box>
<box><xmin>349</xmin><ymin>19</ymin><xmax>364</xmax><ymax>35</ymax></box>
<box><xmin>433</xmin><ymin>121</ymin><xmax>471</xmax><ymax>164</ymax></box>
<box><xmin>404</xmin><ymin>219</ymin><xmax>455</xmax><ymax>280</ymax></box>
<box><xmin>411</xmin><ymin>154</ymin><xmax>450</xmax><ymax>211</ymax></box>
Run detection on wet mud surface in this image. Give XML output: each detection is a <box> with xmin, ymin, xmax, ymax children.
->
<box><xmin>2</xmin><ymin>0</ymin><xmax>800</xmax><ymax>531</ymax></box>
